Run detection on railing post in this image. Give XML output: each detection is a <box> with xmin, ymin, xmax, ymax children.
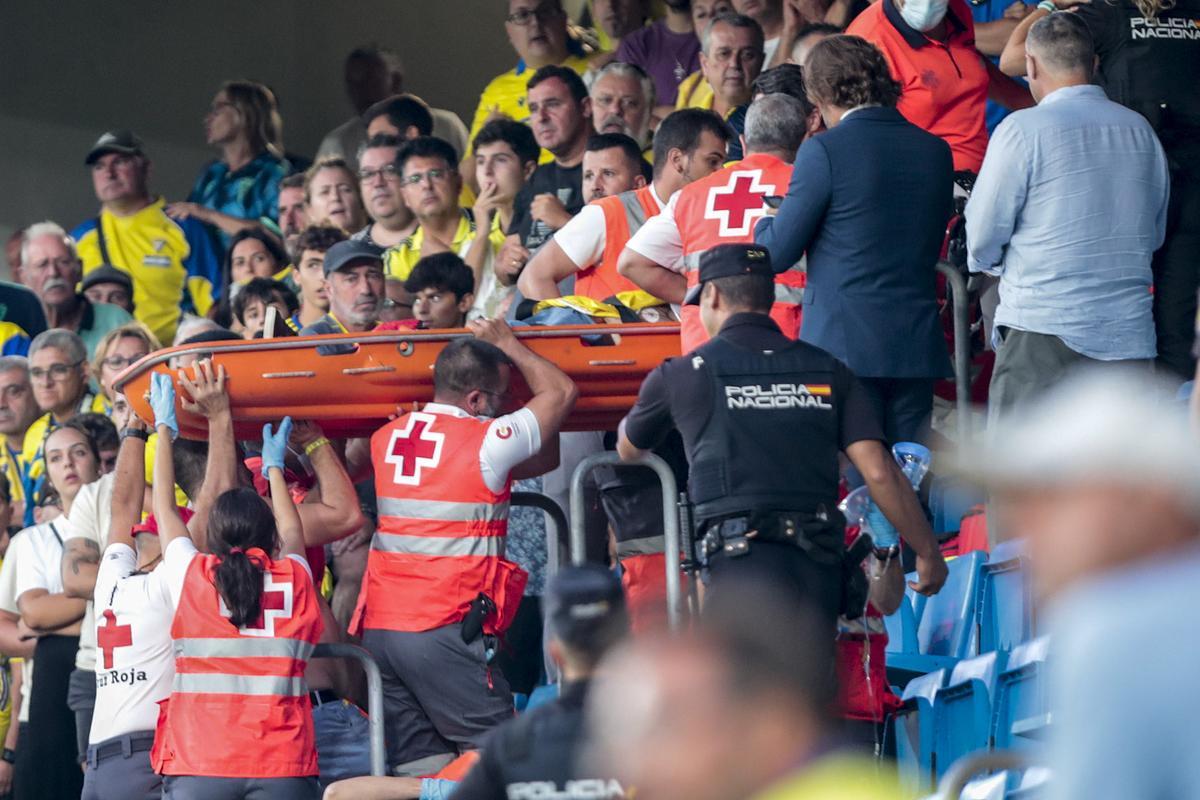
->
<box><xmin>568</xmin><ymin>452</ymin><xmax>684</xmax><ymax>629</ymax></box>
<box><xmin>510</xmin><ymin>491</ymin><xmax>569</xmax><ymax>578</ymax></box>
<box><xmin>311</xmin><ymin>643</ymin><xmax>387</xmax><ymax>777</ymax></box>
<box><xmin>936</xmin><ymin>261</ymin><xmax>972</xmax><ymax>443</ymax></box>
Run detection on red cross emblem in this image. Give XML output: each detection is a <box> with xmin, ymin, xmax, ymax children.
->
<box><xmin>97</xmin><ymin>609</ymin><xmax>132</xmax><ymax>670</ymax></box>
<box><xmin>384</xmin><ymin>412</ymin><xmax>445</xmax><ymax>486</ymax></box>
<box><xmin>704</xmin><ymin>171</ymin><xmax>777</xmax><ymax>237</ymax></box>
<box><xmin>220</xmin><ymin>573</ymin><xmax>294</xmax><ymax>637</ymax></box>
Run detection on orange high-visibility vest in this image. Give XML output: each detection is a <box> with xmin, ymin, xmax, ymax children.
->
<box><xmin>576</xmin><ymin>185</ymin><xmax>660</xmax><ymax>302</ymax></box>
<box><xmin>352</xmin><ymin>409</ymin><xmax>528</xmax><ymax>636</ymax></box>
<box><xmin>673</xmin><ymin>153</ymin><xmax>806</xmax><ymax>352</ymax></box>
<box><xmin>152</xmin><ymin>550</ymin><xmax>322</xmax><ymax>778</ymax></box>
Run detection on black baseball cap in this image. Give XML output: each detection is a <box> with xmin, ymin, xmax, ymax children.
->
<box><xmin>682</xmin><ymin>243</ymin><xmax>774</xmax><ymax>306</ymax></box>
<box><xmin>323</xmin><ymin>240</ymin><xmax>384</xmax><ymax>277</ymax></box>
<box><xmin>80</xmin><ymin>264</ymin><xmax>133</xmax><ymax>294</ymax></box>
<box><xmin>545</xmin><ymin>564</ymin><xmax>629</xmax><ymax>651</ymax></box>
<box><xmin>85</xmin><ymin>130</ymin><xmax>146</xmax><ymax>166</ymax></box>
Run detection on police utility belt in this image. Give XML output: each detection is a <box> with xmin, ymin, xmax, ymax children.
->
<box><xmin>700</xmin><ymin>507</ymin><xmax>843</xmax><ymax>565</ymax></box>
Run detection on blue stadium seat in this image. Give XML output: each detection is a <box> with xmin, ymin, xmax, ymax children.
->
<box><xmin>884</xmin><ymin>596</ymin><xmax>920</xmax><ymax>655</ymax></box>
<box><xmin>992</xmin><ymin>636</ymin><xmax>1051</xmax><ymax>750</ymax></box>
<box><xmin>933</xmin><ymin>651</ymin><xmax>1007</xmax><ymax>780</ymax></box>
<box><xmin>1008</xmin><ymin>766</ymin><xmax>1052</xmax><ymax>798</ymax></box>
<box><xmin>889</xmin><ymin>552</ymin><xmax>986</xmax><ymax>683</ymax></box>
<box><xmin>959</xmin><ymin>770</ymin><xmax>1009</xmax><ymax>800</ymax></box>
<box><xmin>977</xmin><ymin>540</ymin><xmax>1035</xmax><ymax>653</ymax></box>
<box><xmin>929</xmin><ymin>475</ymin><xmax>986</xmax><ymax>536</ymax></box>
<box><xmin>892</xmin><ymin>668</ymin><xmax>946</xmax><ymax>795</ymax></box>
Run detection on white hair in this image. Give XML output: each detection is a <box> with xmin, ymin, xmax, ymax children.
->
<box><xmin>20</xmin><ymin>221</ymin><xmax>78</xmax><ymax>267</ymax></box>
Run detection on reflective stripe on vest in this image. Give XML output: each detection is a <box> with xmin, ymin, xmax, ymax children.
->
<box><xmin>372</xmin><ymin>531</ymin><xmax>505</xmax><ymax>558</ymax></box>
<box><xmin>615</xmin><ymin>534</ymin><xmax>666</xmax><ymax>559</ymax></box>
<box><xmin>377</xmin><ymin>497</ymin><xmax>510</xmax><ymax>523</ymax></box>
<box><xmin>172</xmin><ymin>673</ymin><xmax>307</xmax><ymax>697</ymax></box>
<box><xmin>175</xmin><ymin>637</ymin><xmax>315</xmax><ymax>660</ymax></box>
<box><xmin>618</xmin><ymin>190</ymin><xmax>650</xmax><ymax>231</ymax></box>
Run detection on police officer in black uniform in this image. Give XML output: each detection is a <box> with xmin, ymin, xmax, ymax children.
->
<box><xmin>451</xmin><ymin>565</ymin><xmax>631</xmax><ymax>800</ymax></box>
<box><xmin>617</xmin><ymin>244</ymin><xmax>947</xmax><ymax>625</ymax></box>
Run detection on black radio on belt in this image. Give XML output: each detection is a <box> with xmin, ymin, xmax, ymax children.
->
<box><xmin>461</xmin><ymin>593</ymin><xmax>497</xmax><ymax>644</ymax></box>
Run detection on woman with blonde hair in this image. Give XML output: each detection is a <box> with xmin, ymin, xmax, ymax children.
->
<box><xmin>89</xmin><ymin>322</ymin><xmax>161</xmax><ymax>417</ymax></box>
<box><xmin>170</xmin><ymin>80</ymin><xmax>293</xmax><ymax>248</ymax></box>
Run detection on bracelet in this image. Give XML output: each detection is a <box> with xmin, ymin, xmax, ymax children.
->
<box><xmin>1037</xmin><ymin>1</ymin><xmax>1056</xmax><ymax>12</ymax></box>
<box><xmin>304</xmin><ymin>437</ymin><xmax>331</xmax><ymax>457</ymax></box>
<box><xmin>120</xmin><ymin>427</ymin><xmax>149</xmax><ymax>442</ymax></box>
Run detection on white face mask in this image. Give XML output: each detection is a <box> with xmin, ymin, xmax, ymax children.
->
<box><xmin>900</xmin><ymin>0</ymin><xmax>949</xmax><ymax>32</ymax></box>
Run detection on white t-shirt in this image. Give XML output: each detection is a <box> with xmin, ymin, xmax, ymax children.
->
<box><xmin>10</xmin><ymin>520</ymin><xmax>74</xmax><ymax>724</ymax></box>
<box><xmin>0</xmin><ymin>543</ymin><xmax>31</xmax><ymax>723</ymax></box>
<box><xmin>65</xmin><ymin>473</ymin><xmax>115</xmax><ymax>672</ymax></box>
<box><xmin>418</xmin><ymin>403</ymin><xmax>542</xmax><ymax>494</ymax></box>
<box><xmin>89</xmin><ymin>537</ymin><xmax>194</xmax><ymax>742</ymax></box>
<box><xmin>554</xmin><ymin>188</ymin><xmax>668</xmax><ymax>271</ymax></box>
<box><xmin>763</xmin><ymin>36</ymin><xmax>780</xmax><ymax>67</ymax></box>
<box><xmin>624</xmin><ymin>190</ymin><xmax>686</xmax><ymax>273</ymax></box>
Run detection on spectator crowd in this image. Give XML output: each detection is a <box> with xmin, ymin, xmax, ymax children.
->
<box><xmin>0</xmin><ymin>0</ymin><xmax>1197</xmax><ymax>798</ymax></box>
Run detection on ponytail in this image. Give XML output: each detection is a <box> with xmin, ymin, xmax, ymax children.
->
<box><xmin>214</xmin><ymin>548</ymin><xmax>266</xmax><ymax>629</ymax></box>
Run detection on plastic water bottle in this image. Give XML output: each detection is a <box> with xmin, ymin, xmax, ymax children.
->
<box><xmin>892</xmin><ymin>441</ymin><xmax>932</xmax><ymax>490</ymax></box>
<box><xmin>839</xmin><ymin>485</ymin><xmax>873</xmax><ymax>535</ymax></box>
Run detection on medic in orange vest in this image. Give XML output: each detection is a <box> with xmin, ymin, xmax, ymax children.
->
<box><xmin>519</xmin><ymin>110</ymin><xmax>731</xmax><ymax>310</ymax></box>
<box><xmin>148</xmin><ymin>375</ymin><xmax>325</xmax><ymax>799</ymax></box>
<box><xmin>619</xmin><ymin>93</ymin><xmax>825</xmax><ymax>353</ymax></box>
<box><xmin>353</xmin><ymin>317</ymin><xmax>577</xmax><ymax>774</ymax></box>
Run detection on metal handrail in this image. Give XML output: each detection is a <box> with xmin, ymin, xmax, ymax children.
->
<box><xmin>936</xmin><ymin>261</ymin><xmax>972</xmax><ymax>443</ymax></box>
<box><xmin>511</xmin><ymin>491</ymin><xmax>569</xmax><ymax>578</ymax></box>
<box><xmin>568</xmin><ymin>451</ymin><xmax>684</xmax><ymax>629</ymax></box>
<box><xmin>311</xmin><ymin>643</ymin><xmax>386</xmax><ymax>777</ymax></box>
<box><xmin>936</xmin><ymin>749</ymin><xmax>1036</xmax><ymax>798</ymax></box>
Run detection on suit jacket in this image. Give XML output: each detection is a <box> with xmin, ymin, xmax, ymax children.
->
<box><xmin>755</xmin><ymin>106</ymin><xmax>953</xmax><ymax>379</ymax></box>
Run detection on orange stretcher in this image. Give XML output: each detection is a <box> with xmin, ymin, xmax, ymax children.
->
<box><xmin>114</xmin><ymin>324</ymin><xmax>682</xmax><ymax>440</ymax></box>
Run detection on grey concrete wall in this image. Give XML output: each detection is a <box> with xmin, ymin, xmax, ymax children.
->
<box><xmin>0</xmin><ymin>0</ymin><xmax>525</xmax><ymax>278</ymax></box>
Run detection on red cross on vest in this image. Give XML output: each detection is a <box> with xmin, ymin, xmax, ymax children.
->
<box><xmin>704</xmin><ymin>170</ymin><xmax>778</xmax><ymax>237</ymax></box>
<box><xmin>220</xmin><ymin>572</ymin><xmax>294</xmax><ymax>637</ymax></box>
<box><xmin>383</xmin><ymin>411</ymin><xmax>445</xmax><ymax>486</ymax></box>
<box><xmin>97</xmin><ymin>609</ymin><xmax>132</xmax><ymax>670</ymax></box>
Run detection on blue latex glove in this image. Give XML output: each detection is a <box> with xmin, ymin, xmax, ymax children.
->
<box><xmin>149</xmin><ymin>372</ymin><xmax>178</xmax><ymax>440</ymax></box>
<box><xmin>864</xmin><ymin>501</ymin><xmax>900</xmax><ymax>550</ymax></box>
<box><xmin>260</xmin><ymin>417</ymin><xmax>293</xmax><ymax>478</ymax></box>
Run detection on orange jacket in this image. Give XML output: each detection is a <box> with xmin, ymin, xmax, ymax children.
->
<box><xmin>576</xmin><ymin>185</ymin><xmax>660</xmax><ymax>302</ymax></box>
<box><xmin>352</xmin><ymin>410</ymin><xmax>527</xmax><ymax>636</ymax></box>
<box><xmin>674</xmin><ymin>153</ymin><xmax>806</xmax><ymax>352</ymax></box>
<box><xmin>153</xmin><ymin>550</ymin><xmax>322</xmax><ymax>778</ymax></box>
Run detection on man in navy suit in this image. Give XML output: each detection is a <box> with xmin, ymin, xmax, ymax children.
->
<box><xmin>755</xmin><ymin>35</ymin><xmax>953</xmax><ymax>445</ymax></box>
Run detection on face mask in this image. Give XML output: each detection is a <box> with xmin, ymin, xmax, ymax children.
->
<box><xmin>900</xmin><ymin>0</ymin><xmax>948</xmax><ymax>32</ymax></box>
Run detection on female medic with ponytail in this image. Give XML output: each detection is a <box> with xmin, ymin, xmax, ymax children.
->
<box><xmin>147</xmin><ymin>368</ymin><xmax>324</xmax><ymax>800</ymax></box>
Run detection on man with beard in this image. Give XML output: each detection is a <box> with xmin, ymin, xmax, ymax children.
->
<box><xmin>590</xmin><ymin>62</ymin><xmax>656</xmax><ymax>154</ymax></box>
<box><xmin>71</xmin><ymin>131</ymin><xmax>220</xmax><ymax>345</ymax></box>
<box><xmin>300</xmin><ymin>239</ymin><xmax>385</xmax><ymax>355</ymax></box>
<box><xmin>277</xmin><ymin>174</ymin><xmax>308</xmax><ymax>262</ymax></box>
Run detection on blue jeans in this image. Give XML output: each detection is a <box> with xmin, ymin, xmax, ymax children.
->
<box><xmin>313</xmin><ymin>700</ymin><xmax>371</xmax><ymax>785</ymax></box>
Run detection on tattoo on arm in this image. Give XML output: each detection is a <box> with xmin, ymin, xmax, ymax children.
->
<box><xmin>66</xmin><ymin>539</ymin><xmax>101</xmax><ymax>575</ymax></box>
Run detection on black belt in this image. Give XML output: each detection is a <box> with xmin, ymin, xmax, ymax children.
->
<box><xmin>310</xmin><ymin>688</ymin><xmax>340</xmax><ymax>706</ymax></box>
<box><xmin>86</xmin><ymin>732</ymin><xmax>156</xmax><ymax>767</ymax></box>
<box><xmin>701</xmin><ymin>509</ymin><xmax>842</xmax><ymax>562</ymax></box>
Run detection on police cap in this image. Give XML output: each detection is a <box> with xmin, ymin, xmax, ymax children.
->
<box><xmin>683</xmin><ymin>243</ymin><xmax>774</xmax><ymax>306</ymax></box>
<box><xmin>545</xmin><ymin>564</ymin><xmax>629</xmax><ymax>651</ymax></box>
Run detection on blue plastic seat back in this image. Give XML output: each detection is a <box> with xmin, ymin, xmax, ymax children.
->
<box><xmin>993</xmin><ymin>636</ymin><xmax>1051</xmax><ymax>750</ymax></box>
<box><xmin>917</xmin><ymin>551</ymin><xmax>985</xmax><ymax>658</ymax></box>
<box><xmin>978</xmin><ymin>540</ymin><xmax>1035</xmax><ymax>652</ymax></box>
<box><xmin>906</xmin><ymin>574</ymin><xmax>929</xmax><ymax>625</ymax></box>
<box><xmin>885</xmin><ymin>597</ymin><xmax>920</xmax><ymax>655</ymax></box>
<box><xmin>893</xmin><ymin>668</ymin><xmax>946</xmax><ymax>795</ymax></box>
<box><xmin>933</xmin><ymin>652</ymin><xmax>1007</xmax><ymax>779</ymax></box>
<box><xmin>960</xmin><ymin>771</ymin><xmax>1009</xmax><ymax>800</ymax></box>
<box><xmin>929</xmin><ymin>475</ymin><xmax>986</xmax><ymax>536</ymax></box>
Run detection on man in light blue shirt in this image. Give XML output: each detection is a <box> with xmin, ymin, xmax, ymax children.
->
<box><xmin>965</xmin><ymin>12</ymin><xmax>1169</xmax><ymax>419</ymax></box>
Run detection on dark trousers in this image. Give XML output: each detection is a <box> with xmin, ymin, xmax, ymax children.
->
<box><xmin>704</xmin><ymin>541</ymin><xmax>841</xmax><ymax>631</ymax></box>
<box><xmin>857</xmin><ymin>378</ymin><xmax>935</xmax><ymax>446</ymax></box>
<box><xmin>67</xmin><ymin>668</ymin><xmax>96</xmax><ymax>765</ymax></box>
<box><xmin>81</xmin><ymin>732</ymin><xmax>160</xmax><ymax>800</ymax></box>
<box><xmin>15</xmin><ymin>635</ymin><xmax>83</xmax><ymax>800</ymax></box>
<box><xmin>162</xmin><ymin>775</ymin><xmax>320</xmax><ymax>799</ymax></box>
<box><xmin>1152</xmin><ymin>142</ymin><xmax>1200</xmax><ymax>380</ymax></box>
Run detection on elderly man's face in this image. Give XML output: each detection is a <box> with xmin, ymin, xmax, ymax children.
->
<box><xmin>30</xmin><ymin>345</ymin><xmax>87</xmax><ymax>417</ymax></box>
<box><xmin>0</xmin><ymin>368</ymin><xmax>37</xmax><ymax>438</ymax></box>
<box><xmin>591</xmin><ymin>72</ymin><xmax>652</xmax><ymax>146</ymax></box>
<box><xmin>23</xmin><ymin>235</ymin><xmax>81</xmax><ymax>309</ymax></box>
<box><xmin>700</xmin><ymin>22</ymin><xmax>765</xmax><ymax>108</ymax></box>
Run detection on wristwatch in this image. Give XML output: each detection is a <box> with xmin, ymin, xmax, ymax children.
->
<box><xmin>873</xmin><ymin>544</ymin><xmax>901</xmax><ymax>561</ymax></box>
<box><xmin>120</xmin><ymin>427</ymin><xmax>149</xmax><ymax>442</ymax></box>
<box><xmin>2</xmin><ymin>747</ymin><xmax>16</xmax><ymax>764</ymax></box>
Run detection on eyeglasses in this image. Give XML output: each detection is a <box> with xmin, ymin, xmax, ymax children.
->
<box><xmin>401</xmin><ymin>168</ymin><xmax>456</xmax><ymax>186</ymax></box>
<box><xmin>359</xmin><ymin>164</ymin><xmax>402</xmax><ymax>183</ymax></box>
<box><xmin>505</xmin><ymin>3</ymin><xmax>562</xmax><ymax>25</ymax></box>
<box><xmin>102</xmin><ymin>353</ymin><xmax>147</xmax><ymax>371</ymax></box>
<box><xmin>30</xmin><ymin>360</ymin><xmax>83</xmax><ymax>383</ymax></box>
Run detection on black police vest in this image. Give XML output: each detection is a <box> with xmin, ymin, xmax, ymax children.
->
<box><xmin>488</xmin><ymin>683</ymin><xmax>626</xmax><ymax>799</ymax></box>
<box><xmin>689</xmin><ymin>335</ymin><xmax>843</xmax><ymax>524</ymax></box>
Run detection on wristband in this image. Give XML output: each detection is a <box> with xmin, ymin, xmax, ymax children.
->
<box><xmin>1037</xmin><ymin>1</ymin><xmax>1056</xmax><ymax>12</ymax></box>
<box><xmin>120</xmin><ymin>427</ymin><xmax>149</xmax><ymax>442</ymax></box>
<box><xmin>2</xmin><ymin>748</ymin><xmax>16</xmax><ymax>764</ymax></box>
<box><xmin>304</xmin><ymin>437</ymin><xmax>331</xmax><ymax>457</ymax></box>
<box><xmin>873</xmin><ymin>545</ymin><xmax>901</xmax><ymax>561</ymax></box>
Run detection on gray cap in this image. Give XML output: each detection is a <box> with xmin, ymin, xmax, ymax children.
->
<box><xmin>322</xmin><ymin>239</ymin><xmax>384</xmax><ymax>276</ymax></box>
<box><xmin>80</xmin><ymin>264</ymin><xmax>133</xmax><ymax>294</ymax></box>
<box><xmin>950</xmin><ymin>368</ymin><xmax>1200</xmax><ymax>512</ymax></box>
<box><xmin>85</xmin><ymin>130</ymin><xmax>146</xmax><ymax>165</ymax></box>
